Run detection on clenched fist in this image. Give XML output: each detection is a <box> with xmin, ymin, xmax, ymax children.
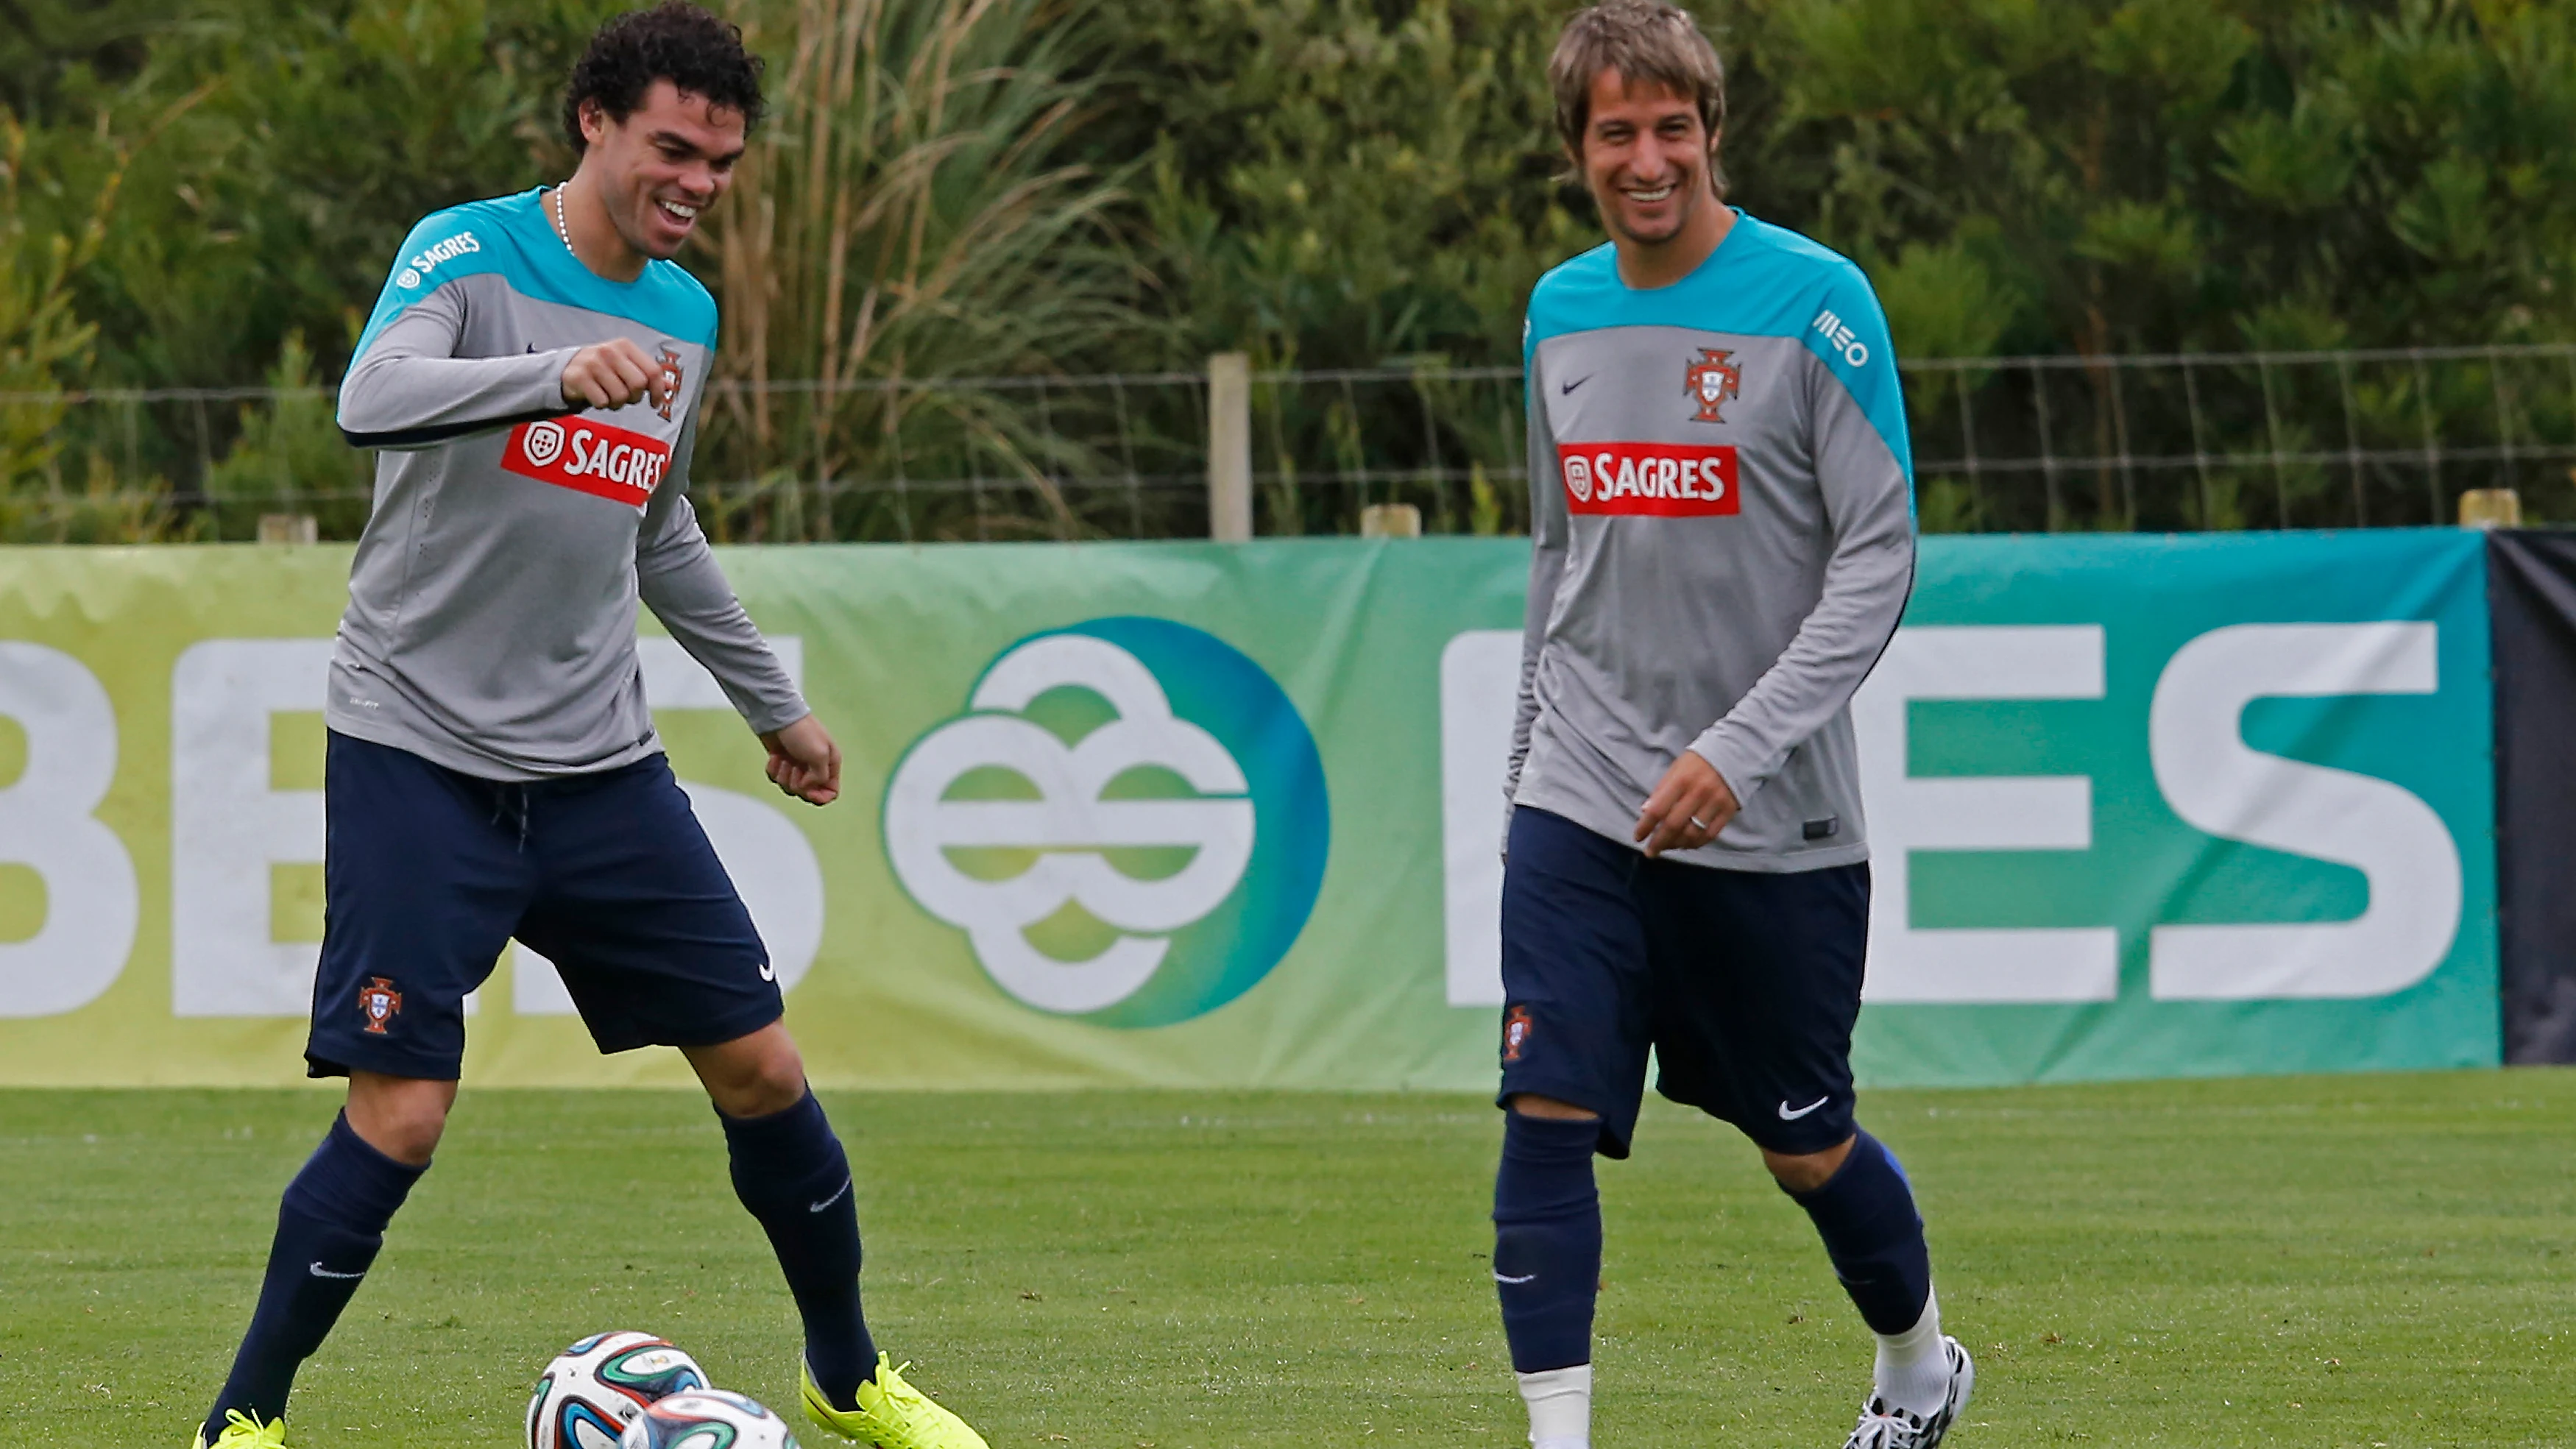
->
<box><xmin>559</xmin><ymin>338</ymin><xmax>672</xmax><ymax>411</ymax></box>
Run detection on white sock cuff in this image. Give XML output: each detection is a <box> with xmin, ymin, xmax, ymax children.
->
<box><xmin>1872</xmin><ymin>1287</ymin><xmax>1950</xmax><ymax>1418</ymax></box>
<box><xmin>1516</xmin><ymin>1363</ymin><xmax>1592</xmax><ymax>1448</ymax></box>
<box><xmin>1880</xmin><ymin>1286</ymin><xmax>1942</xmax><ymax>1355</ymax></box>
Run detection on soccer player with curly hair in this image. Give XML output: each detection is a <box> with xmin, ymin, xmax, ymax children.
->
<box><xmin>190</xmin><ymin>7</ymin><xmax>983</xmax><ymax>1448</ymax></box>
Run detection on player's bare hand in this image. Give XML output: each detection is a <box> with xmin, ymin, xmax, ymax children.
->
<box><xmin>1634</xmin><ymin>750</ymin><xmax>1736</xmax><ymax>858</ymax></box>
<box><xmin>760</xmin><ymin>713</ymin><xmax>841</xmax><ymax>807</ymax></box>
<box><xmin>559</xmin><ymin>338</ymin><xmax>671</xmax><ymax>411</ymax></box>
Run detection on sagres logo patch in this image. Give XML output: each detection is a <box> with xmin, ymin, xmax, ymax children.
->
<box><xmin>884</xmin><ymin>618</ymin><xmax>1328</xmax><ymax>1025</ymax></box>
<box><xmin>503</xmin><ymin>417</ymin><xmax>671</xmax><ymax>511</ymax></box>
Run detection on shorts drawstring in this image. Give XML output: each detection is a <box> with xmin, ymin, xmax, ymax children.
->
<box><xmin>489</xmin><ymin>783</ymin><xmax>531</xmax><ymax>851</ymax></box>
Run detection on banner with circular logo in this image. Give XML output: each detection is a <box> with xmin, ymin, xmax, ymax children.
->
<box><xmin>882</xmin><ymin>617</ymin><xmax>1328</xmax><ymax>1027</ymax></box>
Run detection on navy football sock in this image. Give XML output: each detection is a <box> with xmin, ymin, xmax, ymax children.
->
<box><xmin>720</xmin><ymin>1089</ymin><xmax>877</xmax><ymax>1410</ymax></box>
<box><xmin>203</xmin><ymin>1111</ymin><xmax>424</xmax><ymax>1438</ymax></box>
<box><xmin>1492</xmin><ymin>1111</ymin><xmax>1603</xmax><ymax>1374</ymax></box>
<box><xmin>1787</xmin><ymin>1128</ymin><xmax>1933</xmax><ymax>1335</ymax></box>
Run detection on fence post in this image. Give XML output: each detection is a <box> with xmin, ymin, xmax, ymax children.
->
<box><xmin>1207</xmin><ymin>352</ymin><xmax>1253</xmax><ymax>542</ymax></box>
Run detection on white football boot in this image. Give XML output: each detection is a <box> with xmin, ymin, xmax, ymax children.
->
<box><xmin>1840</xmin><ymin>1336</ymin><xmax>1974</xmax><ymax>1448</ymax></box>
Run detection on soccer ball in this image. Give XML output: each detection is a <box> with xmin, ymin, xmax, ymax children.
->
<box><xmin>526</xmin><ymin>1331</ymin><xmax>711</xmax><ymax>1449</ymax></box>
<box><xmin>619</xmin><ymin>1389</ymin><xmax>803</xmax><ymax>1449</ymax></box>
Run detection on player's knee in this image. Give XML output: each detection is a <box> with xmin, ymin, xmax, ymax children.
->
<box><xmin>1506</xmin><ymin>1094</ymin><xmax>1602</xmax><ymax>1122</ymax></box>
<box><xmin>344</xmin><ymin>1071</ymin><xmax>456</xmax><ymax>1166</ymax></box>
<box><xmin>692</xmin><ymin>1024</ymin><xmax>809</xmax><ymax>1119</ymax></box>
<box><xmin>1761</xmin><ymin>1136</ymin><xmax>1855</xmax><ymax>1194</ymax></box>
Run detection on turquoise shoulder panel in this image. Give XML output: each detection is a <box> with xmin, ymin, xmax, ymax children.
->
<box><xmin>1796</xmin><ymin>249</ymin><xmax>1912</xmax><ymax>482</ymax></box>
<box><xmin>1523</xmin><ymin>213</ymin><xmax>1911</xmax><ymax>478</ymax></box>
<box><xmin>351</xmin><ymin>197</ymin><xmax>515</xmax><ymax>360</ymax></box>
<box><xmin>351</xmin><ymin>190</ymin><xmax>721</xmax><ymax>363</ymax></box>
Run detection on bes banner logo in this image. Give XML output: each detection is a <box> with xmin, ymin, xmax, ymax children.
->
<box><xmin>884</xmin><ymin>618</ymin><xmax>1328</xmax><ymax>1026</ymax></box>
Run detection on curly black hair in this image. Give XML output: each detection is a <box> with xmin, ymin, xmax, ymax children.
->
<box><xmin>561</xmin><ymin>1</ymin><xmax>765</xmax><ymax>154</ymax></box>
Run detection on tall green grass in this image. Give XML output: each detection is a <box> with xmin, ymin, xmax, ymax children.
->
<box><xmin>696</xmin><ymin>0</ymin><xmax>1140</xmax><ymax>542</ymax></box>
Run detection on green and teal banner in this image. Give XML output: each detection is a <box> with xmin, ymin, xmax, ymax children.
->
<box><xmin>0</xmin><ymin>530</ymin><xmax>2497</xmax><ymax>1089</ymax></box>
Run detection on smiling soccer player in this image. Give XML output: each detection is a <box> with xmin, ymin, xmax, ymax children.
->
<box><xmin>188</xmin><ymin>8</ymin><xmax>982</xmax><ymax>1449</ymax></box>
<box><xmin>1490</xmin><ymin>4</ymin><xmax>1967</xmax><ymax>1448</ymax></box>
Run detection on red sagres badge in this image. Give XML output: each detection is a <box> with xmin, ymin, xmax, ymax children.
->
<box><xmin>1502</xmin><ymin>1005</ymin><xmax>1534</xmax><ymax>1063</ymax></box>
<box><xmin>654</xmin><ymin>344</ymin><xmax>684</xmax><ymax>422</ymax></box>
<box><xmin>1558</xmin><ymin>442</ymin><xmax>1739</xmax><ymax>517</ymax></box>
<box><xmin>503</xmin><ymin>417</ymin><xmax>673</xmax><ymax>511</ymax></box>
<box><xmin>1687</xmin><ymin>347</ymin><xmax>1741</xmax><ymax>422</ymax></box>
<box><xmin>358</xmin><ymin>977</ymin><xmax>403</xmax><ymax>1035</ymax></box>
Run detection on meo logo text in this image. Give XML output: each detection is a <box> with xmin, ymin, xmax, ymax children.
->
<box><xmin>1811</xmin><ymin>306</ymin><xmax>1870</xmax><ymax>367</ymax></box>
<box><xmin>1559</xmin><ymin>442</ymin><xmax>1739</xmax><ymax>517</ymax></box>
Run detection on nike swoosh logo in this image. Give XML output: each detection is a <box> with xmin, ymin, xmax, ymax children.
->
<box><xmin>809</xmin><ymin>1177</ymin><xmax>852</xmax><ymax>1214</ymax></box>
<box><xmin>757</xmin><ymin>960</ymin><xmax>777</xmax><ymax>983</ymax></box>
<box><xmin>1560</xmin><ymin>375</ymin><xmax>1590</xmax><ymax>395</ymax></box>
<box><xmin>308</xmin><ymin>1261</ymin><xmax>367</xmax><ymax>1280</ymax></box>
<box><xmin>1777</xmin><ymin>1096</ymin><xmax>1830</xmax><ymax>1121</ymax></box>
<box><xmin>1492</xmin><ymin>1271</ymin><xmax>1536</xmax><ymax>1285</ymax></box>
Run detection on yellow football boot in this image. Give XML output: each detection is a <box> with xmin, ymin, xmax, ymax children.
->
<box><xmin>191</xmin><ymin>1409</ymin><xmax>287</xmax><ymax>1449</ymax></box>
<box><xmin>799</xmin><ymin>1353</ymin><xmax>988</xmax><ymax>1449</ymax></box>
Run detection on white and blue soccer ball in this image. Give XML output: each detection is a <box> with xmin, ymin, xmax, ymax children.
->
<box><xmin>618</xmin><ymin>1389</ymin><xmax>802</xmax><ymax>1449</ymax></box>
<box><xmin>526</xmin><ymin>1331</ymin><xmax>711</xmax><ymax>1449</ymax></box>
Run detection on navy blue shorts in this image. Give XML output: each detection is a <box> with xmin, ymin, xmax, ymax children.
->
<box><xmin>1497</xmin><ymin>806</ymin><xmax>1869</xmax><ymax>1159</ymax></box>
<box><xmin>307</xmin><ymin>731</ymin><xmax>781</xmax><ymax>1080</ymax></box>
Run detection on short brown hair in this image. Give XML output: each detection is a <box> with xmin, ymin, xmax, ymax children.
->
<box><xmin>1549</xmin><ymin>1</ymin><xmax>1728</xmax><ymax>195</ymax></box>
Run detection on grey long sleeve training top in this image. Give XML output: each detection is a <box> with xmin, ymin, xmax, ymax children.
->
<box><xmin>329</xmin><ymin>189</ymin><xmax>806</xmax><ymax>781</ymax></box>
<box><xmin>1505</xmin><ymin>212</ymin><xmax>1917</xmax><ymax>872</ymax></box>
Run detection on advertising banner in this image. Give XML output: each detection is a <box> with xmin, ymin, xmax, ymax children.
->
<box><xmin>1841</xmin><ymin>530</ymin><xmax>2496</xmax><ymax>1084</ymax></box>
<box><xmin>0</xmin><ymin>530</ymin><xmax>2496</xmax><ymax>1089</ymax></box>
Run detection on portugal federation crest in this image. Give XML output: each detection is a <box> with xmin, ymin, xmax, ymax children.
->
<box><xmin>358</xmin><ymin>977</ymin><xmax>403</xmax><ymax>1035</ymax></box>
<box><xmin>654</xmin><ymin>344</ymin><xmax>685</xmax><ymax>421</ymax></box>
<box><xmin>1686</xmin><ymin>347</ymin><xmax>1741</xmax><ymax>423</ymax></box>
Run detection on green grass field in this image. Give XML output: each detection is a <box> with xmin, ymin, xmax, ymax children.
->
<box><xmin>4</xmin><ymin>1071</ymin><xmax>2571</xmax><ymax>1448</ymax></box>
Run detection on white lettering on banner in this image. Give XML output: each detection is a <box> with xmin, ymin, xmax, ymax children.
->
<box><xmin>1853</xmin><ymin>627</ymin><xmax>2118</xmax><ymax>1003</ymax></box>
<box><xmin>171</xmin><ymin>639</ymin><xmax>333</xmax><ymax>1016</ymax></box>
<box><xmin>513</xmin><ymin>636</ymin><xmax>819</xmax><ymax>1014</ymax></box>
<box><xmin>0</xmin><ymin>643</ymin><xmax>139</xmax><ymax>1016</ymax></box>
<box><xmin>884</xmin><ymin>634</ymin><xmax>1256</xmax><ymax>1015</ymax></box>
<box><xmin>2147</xmin><ymin>623</ymin><xmax>2459</xmax><ymax>999</ymax></box>
<box><xmin>1440</xmin><ymin>631</ymin><xmax>1522</xmax><ymax>1007</ymax></box>
<box><xmin>161</xmin><ymin>637</ymin><xmax>810</xmax><ymax>1018</ymax></box>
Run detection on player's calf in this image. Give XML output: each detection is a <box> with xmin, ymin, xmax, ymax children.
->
<box><xmin>1493</xmin><ymin>1108</ymin><xmax>1603</xmax><ymax>1449</ymax></box>
<box><xmin>197</xmin><ymin>1109</ymin><xmax>428</xmax><ymax>1443</ymax></box>
<box><xmin>1783</xmin><ymin>1130</ymin><xmax>1956</xmax><ymax>1425</ymax></box>
<box><xmin>718</xmin><ymin>1084</ymin><xmax>877</xmax><ymax>1410</ymax></box>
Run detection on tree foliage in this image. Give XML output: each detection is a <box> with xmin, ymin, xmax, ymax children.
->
<box><xmin>1767</xmin><ymin>0</ymin><xmax>2576</xmax><ymax>360</ymax></box>
<box><xmin>1</xmin><ymin>0</ymin><xmax>2570</xmax><ymax>539</ymax></box>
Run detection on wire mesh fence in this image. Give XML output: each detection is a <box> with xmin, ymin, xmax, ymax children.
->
<box><xmin>5</xmin><ymin>344</ymin><xmax>2572</xmax><ymax>542</ymax></box>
